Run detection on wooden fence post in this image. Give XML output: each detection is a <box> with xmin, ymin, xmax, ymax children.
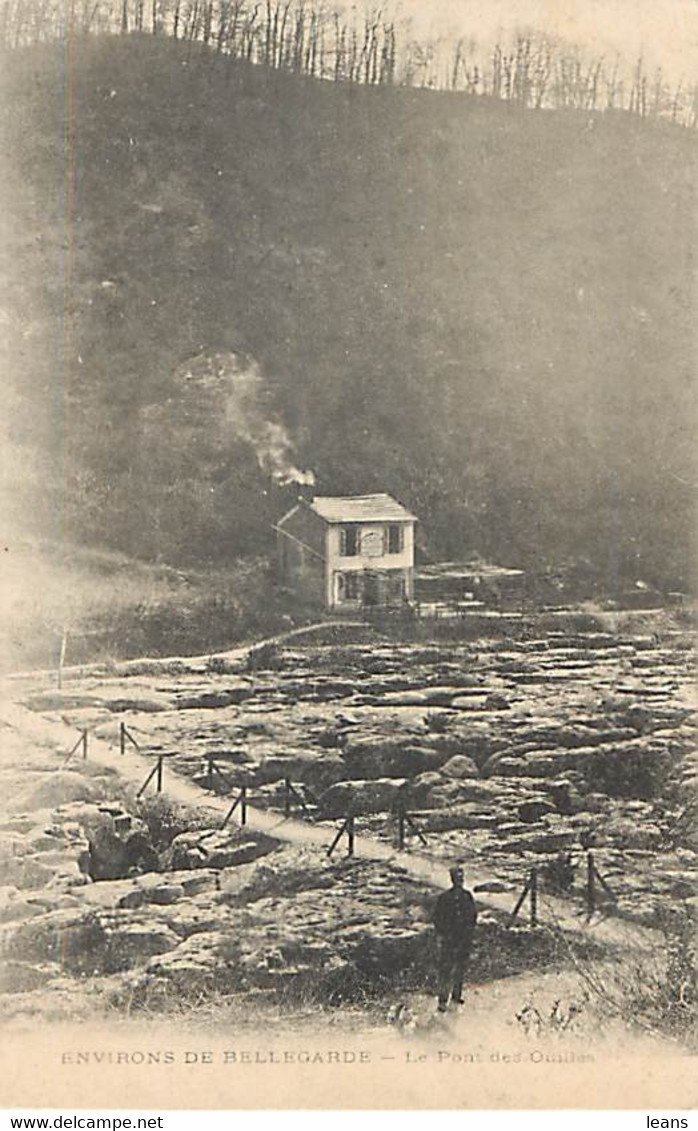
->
<box><xmin>397</xmin><ymin>804</ymin><xmax>406</xmax><ymax>850</ymax></box>
<box><xmin>405</xmin><ymin>810</ymin><xmax>428</xmax><ymax>847</ymax></box>
<box><xmin>82</xmin><ymin>730</ymin><xmax>88</xmax><ymax>760</ymax></box>
<box><xmin>120</xmin><ymin>724</ymin><xmax>140</xmax><ymax>754</ymax></box>
<box><xmin>586</xmin><ymin>851</ymin><xmax>596</xmax><ymax>918</ymax></box>
<box><xmin>509</xmin><ymin>873</ymin><xmax>531</xmax><ymax>925</ymax></box>
<box><xmin>156</xmin><ymin>755</ymin><xmax>164</xmax><ymax>793</ymax></box>
<box><xmin>58</xmin><ymin>628</ymin><xmax>68</xmax><ymax>690</ymax></box>
<box><xmin>220</xmin><ymin>786</ymin><xmax>249</xmax><ymax>830</ymax></box>
<box><xmin>327</xmin><ymin>817</ymin><xmax>347</xmax><ymax>857</ymax></box>
<box><xmin>530</xmin><ymin>866</ymin><xmax>538</xmax><ymax>927</ymax></box>
<box><xmin>284</xmin><ymin>777</ymin><xmax>291</xmax><ymax>818</ymax></box>
<box><xmin>327</xmin><ymin>811</ymin><xmax>355</xmax><ymax>858</ymax></box>
<box><xmin>136</xmin><ymin>761</ymin><xmax>158</xmax><ymax>799</ymax></box>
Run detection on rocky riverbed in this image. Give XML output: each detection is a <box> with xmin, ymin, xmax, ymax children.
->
<box><xmin>1</xmin><ymin>624</ymin><xmax>696</xmax><ymax>1028</ymax></box>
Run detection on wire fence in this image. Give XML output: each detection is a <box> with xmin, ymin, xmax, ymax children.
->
<box><xmin>57</xmin><ymin>721</ymin><xmax>621</xmax><ymax>928</ymax></box>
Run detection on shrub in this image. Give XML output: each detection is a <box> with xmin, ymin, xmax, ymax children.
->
<box><xmin>133</xmin><ymin>794</ymin><xmax>216</xmax><ymax>853</ymax></box>
<box><xmin>580</xmin><ymin>745</ymin><xmax>680</xmax><ymax>800</ymax></box>
<box><xmin>424</xmin><ymin>711</ymin><xmax>452</xmax><ymax>734</ymax></box>
<box><xmin>515</xmin><ymin>994</ymin><xmax>590</xmax><ymax>1038</ymax></box>
<box><xmin>574</xmin><ymin>906</ymin><xmax>697</xmax><ymax>1047</ymax></box>
<box><xmin>245</xmin><ymin>640</ymin><xmax>281</xmax><ymax>671</ymax></box>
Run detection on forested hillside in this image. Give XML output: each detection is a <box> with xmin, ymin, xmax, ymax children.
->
<box><xmin>1</xmin><ymin>34</ymin><xmax>695</xmax><ymax>589</ymax></box>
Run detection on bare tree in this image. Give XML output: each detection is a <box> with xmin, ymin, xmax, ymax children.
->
<box><xmin>379</xmin><ymin>19</ymin><xmax>395</xmax><ymax>84</ymax></box>
<box><xmin>450</xmin><ymin>36</ymin><xmax>463</xmax><ymax>90</ymax></box>
<box><xmin>491</xmin><ymin>44</ymin><xmax>503</xmax><ymax>99</ymax></box>
<box><xmin>1</xmin><ymin>0</ymin><xmax>693</xmax><ymax>130</ymax></box>
<box><xmin>243</xmin><ymin>3</ymin><xmax>259</xmax><ymax>61</ymax></box>
<box><xmin>690</xmin><ymin>83</ymin><xmax>698</xmax><ymax>128</ymax></box>
<box><xmin>532</xmin><ymin>43</ymin><xmax>552</xmax><ymax>109</ymax></box>
<box><xmin>670</xmin><ymin>78</ymin><xmax>684</xmax><ymax>124</ymax></box>
<box><xmin>201</xmin><ymin>0</ymin><xmax>213</xmax><ymax>44</ymax></box>
<box><xmin>332</xmin><ymin>9</ymin><xmax>344</xmax><ymax>81</ymax></box>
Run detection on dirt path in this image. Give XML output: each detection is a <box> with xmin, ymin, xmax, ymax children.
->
<box><xmin>4</xmin><ymin>619</ymin><xmax>371</xmax><ymax>686</ymax></box>
<box><xmin>0</xmin><ymin>695</ymin><xmax>660</xmax><ymax>956</ymax></box>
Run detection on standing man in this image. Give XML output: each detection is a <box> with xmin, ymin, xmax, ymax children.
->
<box><xmin>432</xmin><ymin>864</ymin><xmax>478</xmax><ymax>1012</ymax></box>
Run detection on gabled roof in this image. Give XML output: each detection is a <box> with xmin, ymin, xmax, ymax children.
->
<box><xmin>308</xmin><ymin>493</ymin><xmax>417</xmax><ymax>523</ymax></box>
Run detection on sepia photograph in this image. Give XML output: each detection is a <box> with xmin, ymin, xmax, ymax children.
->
<box><xmin>0</xmin><ymin>0</ymin><xmax>696</xmax><ymax>1112</ymax></box>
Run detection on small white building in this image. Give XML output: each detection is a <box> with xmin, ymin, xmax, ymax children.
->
<box><xmin>276</xmin><ymin>493</ymin><xmax>417</xmax><ymax>611</ymax></box>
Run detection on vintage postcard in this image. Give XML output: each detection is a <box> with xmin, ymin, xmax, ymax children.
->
<box><xmin>0</xmin><ymin>0</ymin><xmax>696</xmax><ymax>1112</ymax></box>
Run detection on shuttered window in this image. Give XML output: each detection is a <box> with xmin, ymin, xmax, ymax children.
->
<box><xmin>386</xmin><ymin>524</ymin><xmax>403</xmax><ymax>554</ymax></box>
<box><xmin>340</xmin><ymin>526</ymin><xmax>359</xmax><ymax>556</ymax></box>
<box><xmin>345</xmin><ymin>573</ymin><xmax>361</xmax><ymax>600</ymax></box>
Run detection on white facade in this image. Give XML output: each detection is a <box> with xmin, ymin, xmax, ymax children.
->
<box><xmin>325</xmin><ymin>520</ymin><xmax>415</xmax><ymax>608</ymax></box>
<box><xmin>277</xmin><ymin>493</ymin><xmax>417</xmax><ymax>612</ymax></box>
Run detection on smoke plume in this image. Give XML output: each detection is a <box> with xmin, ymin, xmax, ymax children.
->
<box><xmin>179</xmin><ymin>351</ymin><xmax>315</xmax><ymax>487</ymax></box>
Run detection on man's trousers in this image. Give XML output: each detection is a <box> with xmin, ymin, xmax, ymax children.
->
<box><xmin>437</xmin><ymin>937</ymin><xmax>472</xmax><ymax>1007</ymax></box>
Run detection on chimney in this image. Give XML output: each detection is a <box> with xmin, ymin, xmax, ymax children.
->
<box><xmin>297</xmin><ymin>483</ymin><xmax>315</xmax><ymax>505</ymax></box>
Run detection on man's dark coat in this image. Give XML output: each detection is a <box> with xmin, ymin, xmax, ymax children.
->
<box><xmin>432</xmin><ymin>886</ymin><xmax>478</xmax><ymax>947</ymax></box>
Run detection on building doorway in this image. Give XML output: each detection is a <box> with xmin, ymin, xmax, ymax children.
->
<box><xmin>363</xmin><ymin>572</ymin><xmax>380</xmax><ymax>607</ymax></box>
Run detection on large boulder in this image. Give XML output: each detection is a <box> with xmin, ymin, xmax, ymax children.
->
<box><xmin>519</xmin><ymin>752</ymin><xmax>573</xmax><ymax>777</ymax></box>
<box><xmin>0</xmin><ymin>886</ymin><xmax>70</xmax><ymax>925</ymax></box>
<box><xmin>448</xmin><ymin>777</ymin><xmax>511</xmax><ymax>804</ymax></box>
<box><xmin>319</xmin><ymin>778</ymin><xmax>408</xmax><ymax>817</ymax></box>
<box><xmin>140</xmin><ymin>931</ymin><xmax>242</xmax><ymax>996</ymax></box>
<box><xmin>250</xmin><ymin>752</ymin><xmax>346</xmax><ymax>791</ymax></box>
<box><xmin>517</xmin><ymin>797</ymin><xmax>558</xmax><ymax>823</ymax></box>
<box><xmin>82</xmin><ymin>879</ymin><xmax>147</xmax><ymax>911</ymax></box>
<box><xmin>139</xmin><ymin>928</ymin><xmax>349</xmax><ymax>1000</ymax></box>
<box><xmin>450</xmin><ymin>730</ymin><xmax>509</xmax><ymax>769</ymax></box>
<box><xmin>135</xmin><ymin>874</ymin><xmax>185</xmax><ymax>905</ymax></box>
<box><xmin>87</xmin><ymin>825</ymin><xmax>159</xmax><ymax>881</ymax></box>
<box><xmin>427</xmin><ymin>777</ymin><xmax>510</xmax><ymax>809</ymax></box>
<box><xmin>339</xmin><ymin>729</ymin><xmax>419</xmax><ymax>770</ymax></box>
<box><xmin>165</xmin><ymin>828</ymin><xmax>278</xmax><ymax>871</ymax></box>
<box><xmin>536</xmin><ymin>780</ymin><xmax>584</xmax><ymax>814</ymax></box>
<box><xmin>335</xmin><ymin>920</ymin><xmax>430</xmax><ymax>973</ymax></box>
<box><xmin>417</xmin><ymin>805</ymin><xmax>500</xmax><ymax>833</ymax></box>
<box><xmin>450</xmin><ymin>694</ymin><xmax>491</xmax><ymax>711</ymax></box>
<box><xmin>342</xmin><ymin>738</ymin><xmax>447</xmax><ymax>779</ymax></box>
<box><xmin>440</xmin><ymin>755</ymin><xmax>480</xmax><ymax>780</ymax></box>
<box><xmin>164</xmin><ymin>831</ymin><xmax>210</xmax><ymax>871</ymax></box>
<box><xmin>219</xmin><ymin>849</ymin><xmax>334</xmax><ymax>904</ymax></box>
<box><xmin>166</xmin><ymin>869</ymin><xmax>220</xmax><ymax>897</ymax></box>
<box><xmin>238</xmin><ymin>937</ymin><xmax>345</xmax><ymax>991</ymax></box>
<box><xmin>410</xmin><ymin>773</ymin><xmax>506</xmax><ymax>808</ymax></box>
<box><xmin>0</xmin><ymin>855</ymin><xmax>55</xmax><ymax>891</ymax></box>
<box><xmin>408</xmin><ymin>771</ymin><xmax>446</xmax><ymax>807</ymax></box>
<box><xmin>100</xmin><ymin>917</ymin><xmax>181</xmax><ymax>971</ymax></box>
<box><xmin>1</xmin><ymin>908</ymin><xmax>107</xmax><ymax>972</ymax></box>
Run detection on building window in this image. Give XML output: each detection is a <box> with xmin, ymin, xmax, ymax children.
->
<box><xmin>345</xmin><ymin>573</ymin><xmax>361</xmax><ymax>600</ymax></box>
<box><xmin>386</xmin><ymin>524</ymin><xmax>403</xmax><ymax>554</ymax></box>
<box><xmin>340</xmin><ymin>526</ymin><xmax>359</xmax><ymax>556</ymax></box>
